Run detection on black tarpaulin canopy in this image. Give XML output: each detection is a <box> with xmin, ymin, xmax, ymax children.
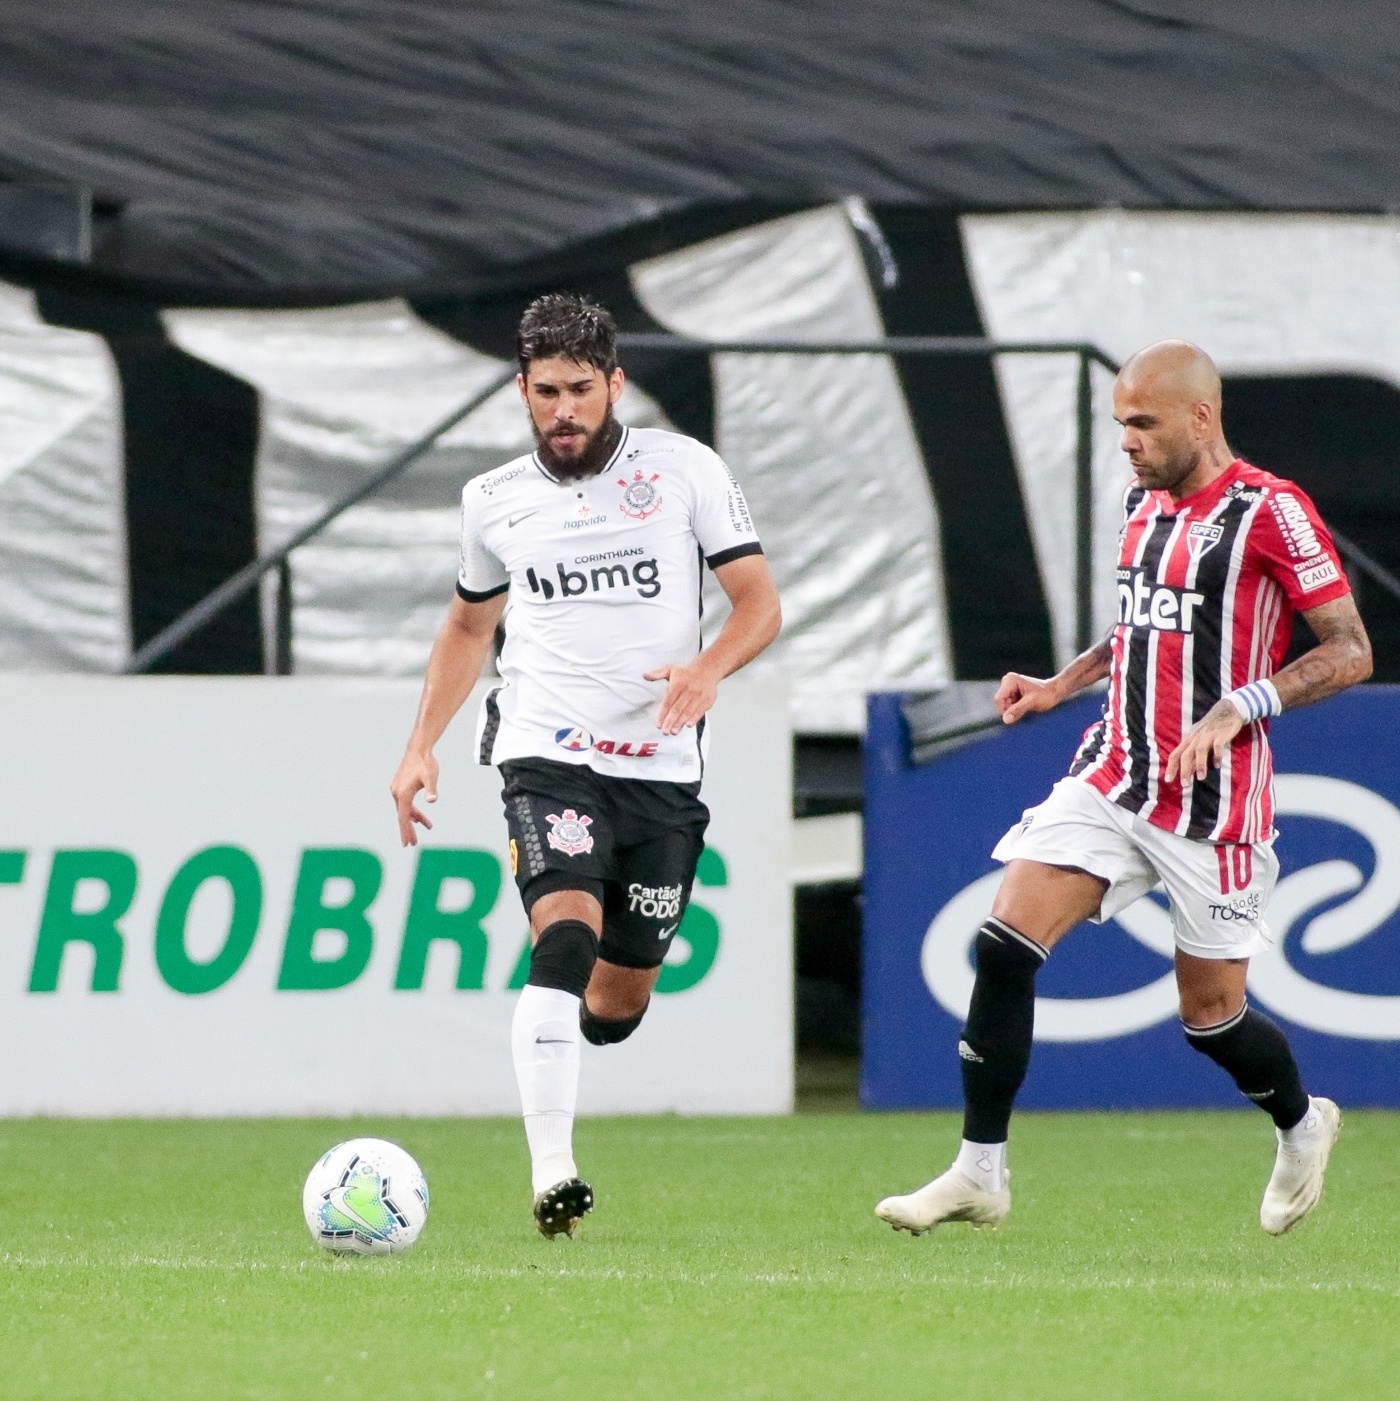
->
<box><xmin>1</xmin><ymin>0</ymin><xmax>1398</xmax><ymax>302</ymax></box>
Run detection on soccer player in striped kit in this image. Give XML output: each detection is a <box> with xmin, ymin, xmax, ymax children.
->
<box><xmin>877</xmin><ymin>340</ymin><xmax>1373</xmax><ymax>1238</ymax></box>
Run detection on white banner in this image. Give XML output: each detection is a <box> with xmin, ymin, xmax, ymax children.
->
<box><xmin>0</xmin><ymin>675</ymin><xmax>792</xmax><ymax>1116</ymax></box>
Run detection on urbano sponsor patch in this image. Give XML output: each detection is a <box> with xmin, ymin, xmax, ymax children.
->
<box><xmin>1270</xmin><ymin>492</ymin><xmax>1325</xmax><ymax>560</ymax></box>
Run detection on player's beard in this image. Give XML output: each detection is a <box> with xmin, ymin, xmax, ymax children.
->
<box><xmin>1134</xmin><ymin>441</ymin><xmax>1200</xmax><ymax>494</ymax></box>
<box><xmin>534</xmin><ymin>408</ymin><xmax>623</xmax><ymax>481</ymax></box>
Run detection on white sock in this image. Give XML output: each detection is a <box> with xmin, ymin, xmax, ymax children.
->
<box><xmin>1279</xmin><ymin>1096</ymin><xmax>1323</xmax><ymax>1148</ymax></box>
<box><xmin>511</xmin><ymin>985</ymin><xmax>582</xmax><ymax>1195</ymax></box>
<box><xmin>955</xmin><ymin>1138</ymin><xmax>1007</xmax><ymax>1192</ymax></box>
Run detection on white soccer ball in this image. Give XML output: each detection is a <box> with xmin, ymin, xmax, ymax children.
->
<box><xmin>302</xmin><ymin>1137</ymin><xmax>429</xmax><ymax>1256</ymax></box>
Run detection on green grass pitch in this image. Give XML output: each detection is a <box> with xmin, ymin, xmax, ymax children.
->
<box><xmin>2</xmin><ymin>1111</ymin><xmax>1398</xmax><ymax>1400</ymax></box>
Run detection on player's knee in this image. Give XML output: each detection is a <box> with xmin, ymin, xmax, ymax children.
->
<box><xmin>579</xmin><ymin>997</ymin><xmax>650</xmax><ymax>1046</ymax></box>
<box><xmin>527</xmin><ymin>919</ymin><xmax>598</xmax><ymax>998</ymax></box>
<box><xmin>972</xmin><ymin>921</ymin><xmax>1048</xmax><ymax>984</ymax></box>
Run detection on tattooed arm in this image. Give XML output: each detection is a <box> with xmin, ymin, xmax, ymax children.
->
<box><xmin>1165</xmin><ymin>594</ymin><xmax>1372</xmax><ymax>784</ymax></box>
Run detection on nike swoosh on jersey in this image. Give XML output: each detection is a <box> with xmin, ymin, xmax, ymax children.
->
<box><xmin>509</xmin><ymin>510</ymin><xmax>540</xmax><ymax>527</ymax></box>
<box><xmin>535</xmin><ymin>1036</ymin><xmax>571</xmax><ymax>1044</ymax></box>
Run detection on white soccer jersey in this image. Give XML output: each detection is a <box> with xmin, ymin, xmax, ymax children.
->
<box><xmin>457</xmin><ymin>425</ymin><xmax>763</xmax><ymax>782</ymax></box>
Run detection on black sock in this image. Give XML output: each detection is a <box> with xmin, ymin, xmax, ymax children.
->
<box><xmin>1183</xmin><ymin>1005</ymin><xmax>1309</xmax><ymax>1130</ymax></box>
<box><xmin>959</xmin><ymin>917</ymin><xmax>1047</xmax><ymax>1144</ymax></box>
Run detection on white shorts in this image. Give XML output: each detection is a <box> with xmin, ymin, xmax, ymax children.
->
<box><xmin>991</xmin><ymin>776</ymin><xmax>1278</xmax><ymax>960</ymax></box>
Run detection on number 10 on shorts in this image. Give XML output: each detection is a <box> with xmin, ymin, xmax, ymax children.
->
<box><xmin>1215</xmin><ymin>843</ymin><xmax>1254</xmax><ymax>895</ymax></box>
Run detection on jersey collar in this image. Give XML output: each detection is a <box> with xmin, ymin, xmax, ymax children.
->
<box><xmin>531</xmin><ymin>423</ymin><xmax>630</xmax><ymax>485</ymax></box>
<box><xmin>1154</xmin><ymin>457</ymin><xmax>1245</xmax><ymax>516</ymax></box>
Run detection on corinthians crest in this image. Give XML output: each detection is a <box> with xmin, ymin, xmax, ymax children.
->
<box><xmin>546</xmin><ymin>809</ymin><xmax>595</xmax><ymax>856</ymax></box>
<box><xmin>617</xmin><ymin>468</ymin><xmax>663</xmax><ymax>520</ymax></box>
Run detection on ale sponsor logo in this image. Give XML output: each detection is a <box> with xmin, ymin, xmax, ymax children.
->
<box><xmin>553</xmin><ymin>727</ymin><xmax>659</xmax><ymax>759</ymax></box>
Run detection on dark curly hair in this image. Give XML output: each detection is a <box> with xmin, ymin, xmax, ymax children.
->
<box><xmin>516</xmin><ymin>293</ymin><xmax>619</xmax><ymax>377</ymax></box>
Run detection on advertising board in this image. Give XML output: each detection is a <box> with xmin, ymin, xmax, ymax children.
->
<box><xmin>864</xmin><ymin>688</ymin><xmax>1400</xmax><ymax>1108</ymax></box>
<box><xmin>0</xmin><ymin>675</ymin><xmax>791</xmax><ymax>1116</ymax></box>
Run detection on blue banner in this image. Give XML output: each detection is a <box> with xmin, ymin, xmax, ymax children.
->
<box><xmin>862</xmin><ymin>687</ymin><xmax>1400</xmax><ymax>1109</ymax></box>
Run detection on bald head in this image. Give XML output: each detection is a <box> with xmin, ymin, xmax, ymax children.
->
<box><xmin>1119</xmin><ymin>340</ymin><xmax>1221</xmax><ymax>411</ymax></box>
<box><xmin>1114</xmin><ymin>340</ymin><xmax>1231</xmax><ymax>498</ymax></box>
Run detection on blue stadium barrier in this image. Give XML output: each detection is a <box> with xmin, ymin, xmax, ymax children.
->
<box><xmin>862</xmin><ymin>687</ymin><xmax>1400</xmax><ymax>1109</ymax></box>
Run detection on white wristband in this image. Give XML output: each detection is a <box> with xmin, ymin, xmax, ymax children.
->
<box><xmin>1226</xmin><ymin>679</ymin><xmax>1282</xmax><ymax>723</ymax></box>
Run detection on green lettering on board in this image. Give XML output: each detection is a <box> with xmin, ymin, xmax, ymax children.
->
<box><xmin>655</xmin><ymin>846</ymin><xmax>727</xmax><ymax>994</ymax></box>
<box><xmin>155</xmin><ymin>846</ymin><xmax>262</xmax><ymax>995</ymax></box>
<box><xmin>277</xmin><ymin>849</ymin><xmax>382</xmax><ymax>991</ymax></box>
<box><xmin>30</xmin><ymin>850</ymin><xmax>137</xmax><ymax>993</ymax></box>
<box><xmin>394</xmin><ymin>849</ymin><xmax>500</xmax><ymax>990</ymax></box>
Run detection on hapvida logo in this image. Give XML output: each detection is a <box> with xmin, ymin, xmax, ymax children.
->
<box><xmin>526</xmin><ymin>559</ymin><xmax>661</xmax><ymax>600</ymax></box>
<box><xmin>921</xmin><ymin>774</ymin><xmax>1400</xmax><ymax>1042</ymax></box>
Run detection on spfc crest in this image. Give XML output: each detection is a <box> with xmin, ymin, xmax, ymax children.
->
<box><xmin>1186</xmin><ymin>520</ymin><xmax>1224</xmax><ymax>563</ymax></box>
<box><xmin>546</xmin><ymin>809</ymin><xmax>595</xmax><ymax>856</ymax></box>
<box><xmin>617</xmin><ymin>469</ymin><xmax>662</xmax><ymax>520</ymax></box>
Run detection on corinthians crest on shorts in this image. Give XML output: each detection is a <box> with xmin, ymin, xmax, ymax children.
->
<box><xmin>546</xmin><ymin>809</ymin><xmax>595</xmax><ymax>856</ymax></box>
<box><xmin>617</xmin><ymin>468</ymin><xmax>662</xmax><ymax>519</ymax></box>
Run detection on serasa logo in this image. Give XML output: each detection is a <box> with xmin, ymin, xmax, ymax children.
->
<box><xmin>526</xmin><ymin>557</ymin><xmax>660</xmax><ymax>600</ymax></box>
<box><xmin>1116</xmin><ymin>567</ymin><xmax>1206</xmax><ymax>634</ymax></box>
<box><xmin>921</xmin><ymin>775</ymin><xmax>1400</xmax><ymax>1041</ymax></box>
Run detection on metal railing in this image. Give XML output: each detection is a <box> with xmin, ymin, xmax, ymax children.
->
<box><xmin>124</xmin><ymin>365</ymin><xmax>516</xmax><ymax>675</ymax></box>
<box><xmin>124</xmin><ymin>335</ymin><xmax>1400</xmax><ymax>674</ymax></box>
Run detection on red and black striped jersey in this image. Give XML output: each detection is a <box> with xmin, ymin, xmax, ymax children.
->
<box><xmin>1069</xmin><ymin>460</ymin><xmax>1351</xmax><ymax>844</ymax></box>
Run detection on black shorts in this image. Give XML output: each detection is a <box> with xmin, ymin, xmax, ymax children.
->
<box><xmin>500</xmin><ymin>757</ymin><xmax>710</xmax><ymax>971</ymax></box>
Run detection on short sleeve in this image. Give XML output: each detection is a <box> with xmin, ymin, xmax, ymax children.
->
<box><xmin>456</xmin><ymin>484</ymin><xmax>509</xmax><ymax>602</ymax></box>
<box><xmin>689</xmin><ymin>446</ymin><xmax>763</xmax><ymax>570</ymax></box>
<box><xmin>1253</xmin><ymin>486</ymin><xmax>1351</xmax><ymax>610</ymax></box>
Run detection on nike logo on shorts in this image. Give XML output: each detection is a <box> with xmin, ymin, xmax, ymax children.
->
<box><xmin>535</xmin><ymin>1036</ymin><xmax>571</xmax><ymax>1044</ymax></box>
<box><xmin>509</xmin><ymin>510</ymin><xmax>539</xmax><ymax>528</ymax></box>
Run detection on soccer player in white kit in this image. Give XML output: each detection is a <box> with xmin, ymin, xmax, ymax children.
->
<box><xmin>877</xmin><ymin>341</ymin><xmax>1372</xmax><ymax>1239</ymax></box>
<box><xmin>391</xmin><ymin>295</ymin><xmax>781</xmax><ymax>1237</ymax></box>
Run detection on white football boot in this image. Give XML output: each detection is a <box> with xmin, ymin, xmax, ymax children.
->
<box><xmin>875</xmin><ymin>1166</ymin><xmax>1010</xmax><ymax>1236</ymax></box>
<box><xmin>1260</xmin><ymin>1096</ymin><xmax>1341</xmax><ymax>1236</ymax></box>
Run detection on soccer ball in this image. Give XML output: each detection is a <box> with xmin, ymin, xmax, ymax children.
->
<box><xmin>302</xmin><ymin>1138</ymin><xmax>429</xmax><ymax>1256</ymax></box>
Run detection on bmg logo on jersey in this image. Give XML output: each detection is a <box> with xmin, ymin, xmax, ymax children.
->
<box><xmin>1116</xmin><ymin>567</ymin><xmax>1206</xmax><ymax>634</ymax></box>
<box><xmin>526</xmin><ymin>557</ymin><xmax>661</xmax><ymax>600</ymax></box>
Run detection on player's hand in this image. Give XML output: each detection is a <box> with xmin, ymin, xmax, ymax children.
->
<box><xmin>645</xmin><ymin>659</ymin><xmax>721</xmax><ymax>736</ymax></box>
<box><xmin>1164</xmin><ymin>700</ymin><xmax>1245</xmax><ymax>785</ymax></box>
<box><xmin>390</xmin><ymin>749</ymin><xmax>439</xmax><ymax>847</ymax></box>
<box><xmin>995</xmin><ymin>672</ymin><xmax>1063</xmax><ymax>725</ymax></box>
